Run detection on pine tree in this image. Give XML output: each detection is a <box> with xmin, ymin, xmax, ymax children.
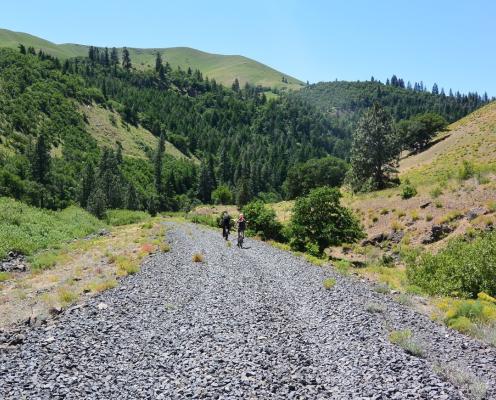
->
<box><xmin>87</xmin><ymin>188</ymin><xmax>107</xmax><ymax>219</ymax></box>
<box><xmin>18</xmin><ymin>44</ymin><xmax>26</xmax><ymax>54</ymax></box>
<box><xmin>30</xmin><ymin>134</ymin><xmax>51</xmax><ymax>184</ymax></box>
<box><xmin>155</xmin><ymin>52</ymin><xmax>163</xmax><ymax>73</ymax></box>
<box><xmin>154</xmin><ymin>133</ymin><xmax>165</xmax><ymax>194</ymax></box>
<box><xmin>236</xmin><ymin>178</ymin><xmax>251</xmax><ymax>207</ymax></box>
<box><xmin>346</xmin><ymin>103</ymin><xmax>399</xmax><ymax>192</ymax></box>
<box><xmin>97</xmin><ymin>148</ymin><xmax>123</xmax><ymax>208</ymax></box>
<box><xmin>125</xmin><ymin>184</ymin><xmax>139</xmax><ymax>210</ymax></box>
<box><xmin>122</xmin><ymin>47</ymin><xmax>132</xmax><ymax>71</ymax></box>
<box><xmin>232</xmin><ymin>78</ymin><xmax>240</xmax><ymax>92</ymax></box>
<box><xmin>79</xmin><ymin>162</ymin><xmax>95</xmax><ymax>208</ymax></box>
<box><xmin>110</xmin><ymin>47</ymin><xmax>119</xmax><ymax>70</ymax></box>
<box><xmin>432</xmin><ymin>83</ymin><xmax>439</xmax><ymax>95</ymax></box>
<box><xmin>197</xmin><ymin>156</ymin><xmax>216</xmax><ymax>203</ymax></box>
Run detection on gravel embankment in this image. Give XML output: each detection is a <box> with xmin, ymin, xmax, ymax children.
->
<box><xmin>0</xmin><ymin>222</ymin><xmax>494</xmax><ymax>399</ymax></box>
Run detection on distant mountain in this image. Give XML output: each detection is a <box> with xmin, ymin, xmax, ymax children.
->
<box><xmin>0</xmin><ymin>28</ymin><xmax>304</xmax><ymax>90</ymax></box>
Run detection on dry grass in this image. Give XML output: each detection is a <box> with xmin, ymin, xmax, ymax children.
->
<box><xmin>0</xmin><ymin>217</ymin><xmax>168</xmax><ymax>330</ymax></box>
<box><xmin>192</xmin><ymin>252</ymin><xmax>204</xmax><ymax>263</ymax></box>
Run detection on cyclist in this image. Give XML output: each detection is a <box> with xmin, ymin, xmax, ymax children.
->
<box><xmin>236</xmin><ymin>213</ymin><xmax>247</xmax><ymax>248</ymax></box>
<box><xmin>221</xmin><ymin>211</ymin><xmax>231</xmax><ymax>240</ymax></box>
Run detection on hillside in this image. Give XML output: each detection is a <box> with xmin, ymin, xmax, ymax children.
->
<box><xmin>0</xmin><ymin>28</ymin><xmax>303</xmax><ymax>90</ymax></box>
<box><xmin>80</xmin><ymin>104</ymin><xmax>188</xmax><ymax>160</ymax></box>
<box><xmin>345</xmin><ymin>101</ymin><xmax>496</xmax><ymax>250</ymax></box>
<box><xmin>291</xmin><ymin>81</ymin><xmax>488</xmax><ymax>144</ymax></box>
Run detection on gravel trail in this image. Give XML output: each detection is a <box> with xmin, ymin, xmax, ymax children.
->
<box><xmin>1</xmin><ymin>222</ymin><xmax>495</xmax><ymax>399</ymax></box>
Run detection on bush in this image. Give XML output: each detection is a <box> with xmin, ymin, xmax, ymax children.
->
<box><xmin>407</xmin><ymin>231</ymin><xmax>496</xmax><ymax>298</ymax></box>
<box><xmin>389</xmin><ymin>329</ymin><xmax>425</xmax><ymax>357</ymax></box>
<box><xmin>289</xmin><ymin>187</ymin><xmax>364</xmax><ymax>255</ymax></box>
<box><xmin>211</xmin><ymin>185</ymin><xmax>233</xmax><ymax>205</ymax></box>
<box><xmin>0</xmin><ymin>198</ymin><xmax>105</xmax><ymax>259</ymax></box>
<box><xmin>242</xmin><ymin>200</ymin><xmax>282</xmax><ymax>241</ymax></box>
<box><xmin>105</xmin><ymin>209</ymin><xmax>150</xmax><ymax>226</ymax></box>
<box><xmin>458</xmin><ymin>160</ymin><xmax>476</xmax><ymax>180</ymax></box>
<box><xmin>323</xmin><ymin>278</ymin><xmax>336</xmax><ymax>290</ymax></box>
<box><xmin>401</xmin><ymin>179</ymin><xmax>417</xmax><ymax>199</ymax></box>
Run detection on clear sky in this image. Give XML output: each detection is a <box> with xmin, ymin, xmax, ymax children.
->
<box><xmin>1</xmin><ymin>0</ymin><xmax>494</xmax><ymax>95</ymax></box>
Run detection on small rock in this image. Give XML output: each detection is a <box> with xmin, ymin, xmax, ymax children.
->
<box><xmin>49</xmin><ymin>306</ymin><xmax>63</xmax><ymax>316</ymax></box>
<box><xmin>97</xmin><ymin>303</ymin><xmax>108</xmax><ymax>310</ymax></box>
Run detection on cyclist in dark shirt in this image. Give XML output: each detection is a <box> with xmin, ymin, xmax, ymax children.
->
<box><xmin>221</xmin><ymin>211</ymin><xmax>231</xmax><ymax>240</ymax></box>
<box><xmin>237</xmin><ymin>213</ymin><xmax>247</xmax><ymax>247</ymax></box>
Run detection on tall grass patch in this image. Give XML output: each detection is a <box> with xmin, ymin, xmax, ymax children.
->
<box><xmin>0</xmin><ymin>198</ymin><xmax>105</xmax><ymax>259</ymax></box>
<box><xmin>105</xmin><ymin>209</ymin><xmax>150</xmax><ymax>226</ymax></box>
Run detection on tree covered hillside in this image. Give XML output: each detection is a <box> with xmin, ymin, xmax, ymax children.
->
<box><xmin>0</xmin><ymin>47</ymin><xmax>346</xmax><ymax>213</ymax></box>
<box><xmin>293</xmin><ymin>79</ymin><xmax>490</xmax><ymax>139</ymax></box>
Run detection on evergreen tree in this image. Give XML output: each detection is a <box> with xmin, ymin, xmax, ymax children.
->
<box><xmin>197</xmin><ymin>156</ymin><xmax>216</xmax><ymax>203</ymax></box>
<box><xmin>110</xmin><ymin>47</ymin><xmax>119</xmax><ymax>69</ymax></box>
<box><xmin>125</xmin><ymin>184</ymin><xmax>139</xmax><ymax>210</ymax></box>
<box><xmin>155</xmin><ymin>52</ymin><xmax>163</xmax><ymax>73</ymax></box>
<box><xmin>154</xmin><ymin>133</ymin><xmax>165</xmax><ymax>194</ymax></box>
<box><xmin>232</xmin><ymin>78</ymin><xmax>240</xmax><ymax>92</ymax></box>
<box><xmin>30</xmin><ymin>134</ymin><xmax>51</xmax><ymax>184</ymax></box>
<box><xmin>87</xmin><ymin>187</ymin><xmax>107</xmax><ymax>219</ymax></box>
<box><xmin>97</xmin><ymin>148</ymin><xmax>123</xmax><ymax>208</ymax></box>
<box><xmin>122</xmin><ymin>47</ymin><xmax>132</xmax><ymax>71</ymax></box>
<box><xmin>346</xmin><ymin>103</ymin><xmax>399</xmax><ymax>192</ymax></box>
<box><xmin>432</xmin><ymin>83</ymin><xmax>439</xmax><ymax>95</ymax></box>
<box><xmin>18</xmin><ymin>44</ymin><xmax>26</xmax><ymax>54</ymax></box>
<box><xmin>79</xmin><ymin>162</ymin><xmax>95</xmax><ymax>208</ymax></box>
<box><xmin>236</xmin><ymin>178</ymin><xmax>251</xmax><ymax>207</ymax></box>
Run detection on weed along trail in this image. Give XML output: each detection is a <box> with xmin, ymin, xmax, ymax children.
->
<box><xmin>0</xmin><ymin>222</ymin><xmax>495</xmax><ymax>399</ymax></box>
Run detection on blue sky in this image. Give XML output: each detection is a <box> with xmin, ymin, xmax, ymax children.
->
<box><xmin>1</xmin><ymin>0</ymin><xmax>495</xmax><ymax>95</ymax></box>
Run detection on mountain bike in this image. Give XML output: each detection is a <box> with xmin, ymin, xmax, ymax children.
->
<box><xmin>237</xmin><ymin>229</ymin><xmax>245</xmax><ymax>248</ymax></box>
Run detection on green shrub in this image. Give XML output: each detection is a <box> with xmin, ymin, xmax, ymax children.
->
<box><xmin>0</xmin><ymin>272</ymin><xmax>11</xmax><ymax>282</ymax></box>
<box><xmin>0</xmin><ymin>198</ymin><xmax>105</xmax><ymax>259</ymax></box>
<box><xmin>323</xmin><ymin>278</ymin><xmax>336</xmax><ymax>290</ymax></box>
<box><xmin>458</xmin><ymin>160</ymin><xmax>476</xmax><ymax>181</ymax></box>
<box><xmin>430</xmin><ymin>186</ymin><xmax>443</xmax><ymax>199</ymax></box>
<box><xmin>105</xmin><ymin>209</ymin><xmax>150</xmax><ymax>226</ymax></box>
<box><xmin>242</xmin><ymin>200</ymin><xmax>282</xmax><ymax>241</ymax></box>
<box><xmin>447</xmin><ymin>317</ymin><xmax>475</xmax><ymax>334</ymax></box>
<box><xmin>289</xmin><ymin>187</ymin><xmax>364</xmax><ymax>255</ymax></box>
<box><xmin>211</xmin><ymin>185</ymin><xmax>233</xmax><ymax>205</ymax></box>
<box><xmin>389</xmin><ymin>329</ymin><xmax>425</xmax><ymax>357</ymax></box>
<box><xmin>407</xmin><ymin>231</ymin><xmax>496</xmax><ymax>298</ymax></box>
<box><xmin>401</xmin><ymin>179</ymin><xmax>417</xmax><ymax>199</ymax></box>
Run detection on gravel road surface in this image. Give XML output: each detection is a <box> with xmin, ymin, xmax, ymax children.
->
<box><xmin>1</xmin><ymin>222</ymin><xmax>495</xmax><ymax>399</ymax></box>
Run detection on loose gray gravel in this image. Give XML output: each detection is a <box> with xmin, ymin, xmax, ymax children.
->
<box><xmin>1</xmin><ymin>222</ymin><xmax>495</xmax><ymax>399</ymax></box>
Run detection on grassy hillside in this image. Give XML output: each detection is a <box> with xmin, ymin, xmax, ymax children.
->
<box><xmin>80</xmin><ymin>104</ymin><xmax>189</xmax><ymax>160</ymax></box>
<box><xmin>400</xmin><ymin>101</ymin><xmax>496</xmax><ymax>185</ymax></box>
<box><xmin>0</xmin><ymin>28</ymin><xmax>303</xmax><ymax>90</ymax></box>
<box><xmin>344</xmin><ymin>101</ymin><xmax>496</xmax><ymax>250</ymax></box>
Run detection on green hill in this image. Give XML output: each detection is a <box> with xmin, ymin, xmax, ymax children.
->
<box><xmin>0</xmin><ymin>28</ymin><xmax>303</xmax><ymax>90</ymax></box>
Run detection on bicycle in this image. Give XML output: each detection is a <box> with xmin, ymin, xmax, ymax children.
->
<box><xmin>222</xmin><ymin>225</ymin><xmax>230</xmax><ymax>241</ymax></box>
<box><xmin>237</xmin><ymin>229</ymin><xmax>245</xmax><ymax>248</ymax></box>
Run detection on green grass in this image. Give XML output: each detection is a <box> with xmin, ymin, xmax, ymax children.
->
<box><xmin>323</xmin><ymin>278</ymin><xmax>336</xmax><ymax>290</ymax></box>
<box><xmin>0</xmin><ymin>28</ymin><xmax>303</xmax><ymax>90</ymax></box>
<box><xmin>389</xmin><ymin>329</ymin><xmax>425</xmax><ymax>357</ymax></box>
<box><xmin>82</xmin><ymin>104</ymin><xmax>189</xmax><ymax>160</ymax></box>
<box><xmin>105</xmin><ymin>209</ymin><xmax>150</xmax><ymax>226</ymax></box>
<box><xmin>0</xmin><ymin>197</ymin><xmax>105</xmax><ymax>259</ymax></box>
<box><xmin>0</xmin><ymin>271</ymin><xmax>11</xmax><ymax>282</ymax></box>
